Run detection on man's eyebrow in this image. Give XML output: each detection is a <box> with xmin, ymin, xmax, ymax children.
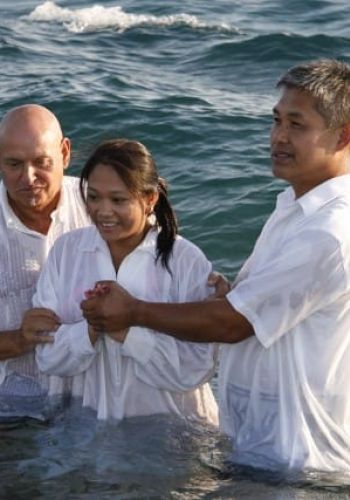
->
<box><xmin>272</xmin><ymin>107</ymin><xmax>304</xmax><ymax>119</ymax></box>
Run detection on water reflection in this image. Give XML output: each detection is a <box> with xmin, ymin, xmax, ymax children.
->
<box><xmin>0</xmin><ymin>398</ymin><xmax>350</xmax><ymax>499</ymax></box>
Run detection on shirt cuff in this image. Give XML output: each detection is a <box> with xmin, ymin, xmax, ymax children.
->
<box><xmin>121</xmin><ymin>327</ymin><xmax>156</xmax><ymax>366</ymax></box>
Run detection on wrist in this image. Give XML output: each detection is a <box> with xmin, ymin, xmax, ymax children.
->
<box><xmin>132</xmin><ymin>298</ymin><xmax>145</xmax><ymax>327</ymax></box>
<box><xmin>88</xmin><ymin>324</ymin><xmax>101</xmax><ymax>346</ymax></box>
<box><xmin>15</xmin><ymin>329</ymin><xmax>34</xmax><ymax>355</ymax></box>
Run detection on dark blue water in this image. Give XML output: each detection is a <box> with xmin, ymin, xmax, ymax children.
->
<box><xmin>1</xmin><ymin>1</ymin><xmax>350</xmax><ymax>497</ymax></box>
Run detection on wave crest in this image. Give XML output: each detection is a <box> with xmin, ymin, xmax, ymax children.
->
<box><xmin>27</xmin><ymin>1</ymin><xmax>236</xmax><ymax>34</ymax></box>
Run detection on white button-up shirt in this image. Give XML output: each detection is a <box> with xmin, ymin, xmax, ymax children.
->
<box><xmin>35</xmin><ymin>226</ymin><xmax>218</xmax><ymax>425</ymax></box>
<box><xmin>221</xmin><ymin>174</ymin><xmax>350</xmax><ymax>472</ymax></box>
<box><xmin>0</xmin><ymin>177</ymin><xmax>91</xmax><ymax>418</ymax></box>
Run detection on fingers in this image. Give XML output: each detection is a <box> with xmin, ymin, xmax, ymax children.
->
<box><xmin>23</xmin><ymin>308</ymin><xmax>61</xmax><ymax>324</ymax></box>
<box><xmin>31</xmin><ymin>332</ymin><xmax>55</xmax><ymax>344</ymax></box>
<box><xmin>21</xmin><ymin>307</ymin><xmax>61</xmax><ymax>345</ymax></box>
<box><xmin>207</xmin><ymin>271</ymin><xmax>222</xmax><ymax>286</ymax></box>
<box><xmin>84</xmin><ymin>283</ymin><xmax>111</xmax><ymax>299</ymax></box>
<box><xmin>207</xmin><ymin>271</ymin><xmax>231</xmax><ymax>298</ymax></box>
<box><xmin>21</xmin><ymin>329</ymin><xmax>55</xmax><ymax>345</ymax></box>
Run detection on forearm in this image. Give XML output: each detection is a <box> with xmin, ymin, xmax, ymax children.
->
<box><xmin>0</xmin><ymin>329</ymin><xmax>33</xmax><ymax>360</ymax></box>
<box><xmin>132</xmin><ymin>297</ymin><xmax>254</xmax><ymax>343</ymax></box>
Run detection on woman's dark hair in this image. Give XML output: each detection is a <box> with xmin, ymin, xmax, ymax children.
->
<box><xmin>80</xmin><ymin>139</ymin><xmax>178</xmax><ymax>272</ymax></box>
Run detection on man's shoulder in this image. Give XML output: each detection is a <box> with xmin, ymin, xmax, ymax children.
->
<box><xmin>59</xmin><ymin>175</ymin><xmax>90</xmax><ymax>227</ymax></box>
<box><xmin>311</xmin><ymin>194</ymin><xmax>350</xmax><ymax>235</ymax></box>
<box><xmin>62</xmin><ymin>175</ymin><xmax>80</xmax><ymax>190</ymax></box>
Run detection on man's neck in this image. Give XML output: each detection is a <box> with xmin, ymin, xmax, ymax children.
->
<box><xmin>8</xmin><ymin>192</ymin><xmax>61</xmax><ymax>236</ymax></box>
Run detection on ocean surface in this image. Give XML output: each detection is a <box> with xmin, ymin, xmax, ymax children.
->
<box><xmin>1</xmin><ymin>0</ymin><xmax>350</xmax><ymax>498</ymax></box>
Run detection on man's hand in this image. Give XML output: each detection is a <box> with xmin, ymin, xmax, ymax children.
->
<box><xmin>207</xmin><ymin>271</ymin><xmax>231</xmax><ymax>299</ymax></box>
<box><xmin>21</xmin><ymin>308</ymin><xmax>60</xmax><ymax>345</ymax></box>
<box><xmin>81</xmin><ymin>281</ymin><xmax>136</xmax><ymax>333</ymax></box>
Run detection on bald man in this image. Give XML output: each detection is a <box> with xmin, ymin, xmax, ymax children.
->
<box><xmin>0</xmin><ymin>104</ymin><xmax>90</xmax><ymax>419</ymax></box>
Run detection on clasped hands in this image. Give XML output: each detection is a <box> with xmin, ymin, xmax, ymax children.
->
<box><xmin>20</xmin><ymin>272</ymin><xmax>231</xmax><ymax>346</ymax></box>
<box><xmin>80</xmin><ymin>271</ymin><xmax>231</xmax><ymax>335</ymax></box>
<box><xmin>20</xmin><ymin>283</ymin><xmax>130</xmax><ymax>347</ymax></box>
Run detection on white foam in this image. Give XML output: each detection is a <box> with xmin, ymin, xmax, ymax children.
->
<box><xmin>26</xmin><ymin>1</ymin><xmax>235</xmax><ymax>34</ymax></box>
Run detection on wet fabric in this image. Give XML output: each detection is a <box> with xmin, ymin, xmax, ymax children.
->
<box><xmin>0</xmin><ymin>177</ymin><xmax>91</xmax><ymax>418</ymax></box>
<box><xmin>35</xmin><ymin>227</ymin><xmax>218</xmax><ymax>425</ymax></box>
<box><xmin>222</xmin><ymin>175</ymin><xmax>350</xmax><ymax>472</ymax></box>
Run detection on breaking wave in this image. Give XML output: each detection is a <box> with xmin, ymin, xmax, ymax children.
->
<box><xmin>26</xmin><ymin>1</ymin><xmax>237</xmax><ymax>34</ymax></box>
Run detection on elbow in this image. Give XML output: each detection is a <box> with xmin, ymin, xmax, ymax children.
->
<box><xmin>218</xmin><ymin>300</ymin><xmax>255</xmax><ymax>343</ymax></box>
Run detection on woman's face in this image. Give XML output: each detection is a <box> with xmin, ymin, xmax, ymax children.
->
<box><xmin>86</xmin><ymin>163</ymin><xmax>156</xmax><ymax>250</ymax></box>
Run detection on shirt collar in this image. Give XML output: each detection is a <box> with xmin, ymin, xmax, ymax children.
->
<box><xmin>0</xmin><ymin>181</ymin><xmax>33</xmax><ymax>233</ymax></box>
<box><xmin>79</xmin><ymin>224</ymin><xmax>159</xmax><ymax>257</ymax></box>
<box><xmin>276</xmin><ymin>174</ymin><xmax>350</xmax><ymax>217</ymax></box>
<box><xmin>0</xmin><ymin>179</ymin><xmax>67</xmax><ymax>231</ymax></box>
<box><xmin>48</xmin><ymin>179</ymin><xmax>70</xmax><ymax>223</ymax></box>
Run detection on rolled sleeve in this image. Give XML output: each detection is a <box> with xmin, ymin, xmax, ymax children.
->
<box><xmin>227</xmin><ymin>229</ymin><xmax>346</xmax><ymax>348</ymax></box>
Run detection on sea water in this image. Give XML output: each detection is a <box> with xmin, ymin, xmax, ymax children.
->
<box><xmin>1</xmin><ymin>1</ymin><xmax>350</xmax><ymax>497</ymax></box>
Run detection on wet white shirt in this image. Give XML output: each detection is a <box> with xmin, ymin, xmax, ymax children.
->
<box><xmin>35</xmin><ymin>226</ymin><xmax>218</xmax><ymax>425</ymax></box>
<box><xmin>0</xmin><ymin>177</ymin><xmax>91</xmax><ymax>418</ymax></box>
<box><xmin>221</xmin><ymin>174</ymin><xmax>350</xmax><ymax>472</ymax></box>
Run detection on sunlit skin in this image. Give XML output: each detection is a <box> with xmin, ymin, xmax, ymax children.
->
<box><xmin>86</xmin><ymin>162</ymin><xmax>158</xmax><ymax>269</ymax></box>
<box><xmin>270</xmin><ymin>87</ymin><xmax>350</xmax><ymax>198</ymax></box>
<box><xmin>0</xmin><ymin>104</ymin><xmax>71</xmax><ymax>234</ymax></box>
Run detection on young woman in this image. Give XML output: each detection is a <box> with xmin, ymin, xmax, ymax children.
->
<box><xmin>32</xmin><ymin>139</ymin><xmax>218</xmax><ymax>424</ymax></box>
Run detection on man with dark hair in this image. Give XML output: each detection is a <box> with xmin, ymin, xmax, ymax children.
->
<box><xmin>81</xmin><ymin>59</ymin><xmax>350</xmax><ymax>471</ymax></box>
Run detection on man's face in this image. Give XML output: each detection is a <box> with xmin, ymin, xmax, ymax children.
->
<box><xmin>0</xmin><ymin>126</ymin><xmax>70</xmax><ymax>212</ymax></box>
<box><xmin>270</xmin><ymin>87</ymin><xmax>342</xmax><ymax>197</ymax></box>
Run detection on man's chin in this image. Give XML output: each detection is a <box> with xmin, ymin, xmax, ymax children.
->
<box><xmin>272</xmin><ymin>163</ymin><xmax>291</xmax><ymax>180</ymax></box>
<box><xmin>20</xmin><ymin>196</ymin><xmax>47</xmax><ymax>210</ymax></box>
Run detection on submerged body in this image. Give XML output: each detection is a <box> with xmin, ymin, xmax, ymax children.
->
<box><xmin>35</xmin><ymin>226</ymin><xmax>218</xmax><ymax>424</ymax></box>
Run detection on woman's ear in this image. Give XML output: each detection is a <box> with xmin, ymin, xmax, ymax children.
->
<box><xmin>145</xmin><ymin>192</ymin><xmax>159</xmax><ymax>214</ymax></box>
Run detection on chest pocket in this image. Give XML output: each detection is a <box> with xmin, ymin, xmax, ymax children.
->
<box><xmin>0</xmin><ymin>240</ymin><xmax>41</xmax><ymax>299</ymax></box>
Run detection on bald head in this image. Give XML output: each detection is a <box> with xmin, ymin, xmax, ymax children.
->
<box><xmin>0</xmin><ymin>104</ymin><xmax>71</xmax><ymax>216</ymax></box>
<box><xmin>0</xmin><ymin>104</ymin><xmax>63</xmax><ymax>147</ymax></box>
